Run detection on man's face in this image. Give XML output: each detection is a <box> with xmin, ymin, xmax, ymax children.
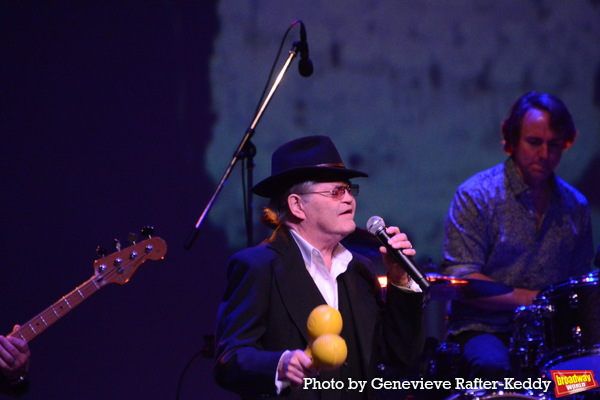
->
<box><xmin>298</xmin><ymin>181</ymin><xmax>357</xmax><ymax>241</ymax></box>
<box><xmin>513</xmin><ymin>108</ymin><xmax>566</xmax><ymax>188</ymax></box>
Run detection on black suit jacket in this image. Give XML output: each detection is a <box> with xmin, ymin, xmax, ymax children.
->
<box><xmin>214</xmin><ymin>226</ymin><xmax>424</xmax><ymax>399</ymax></box>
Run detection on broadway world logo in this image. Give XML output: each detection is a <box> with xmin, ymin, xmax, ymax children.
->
<box><xmin>551</xmin><ymin>370</ymin><xmax>598</xmax><ymax>398</ymax></box>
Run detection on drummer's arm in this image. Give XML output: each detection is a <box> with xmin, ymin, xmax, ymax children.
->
<box><xmin>460</xmin><ymin>272</ymin><xmax>539</xmax><ymax>312</ymax></box>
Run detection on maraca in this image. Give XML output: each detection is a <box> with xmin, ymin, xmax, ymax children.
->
<box><xmin>305</xmin><ymin>305</ymin><xmax>347</xmax><ymax>370</ymax></box>
<box><xmin>310</xmin><ymin>333</ymin><xmax>348</xmax><ymax>370</ymax></box>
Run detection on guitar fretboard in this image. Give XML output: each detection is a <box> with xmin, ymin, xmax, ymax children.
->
<box><xmin>10</xmin><ymin>278</ymin><xmax>101</xmax><ymax>343</ymax></box>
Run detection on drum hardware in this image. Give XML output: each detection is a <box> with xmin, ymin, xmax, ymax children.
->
<box><xmin>573</xmin><ymin>326</ymin><xmax>582</xmax><ymax>349</ymax></box>
<box><xmin>511</xmin><ymin>305</ymin><xmax>546</xmax><ymax>379</ymax></box>
<box><xmin>423</xmin><ymin>341</ymin><xmax>462</xmax><ymax>380</ymax></box>
<box><xmin>569</xmin><ymin>291</ymin><xmax>579</xmax><ymax>307</ymax></box>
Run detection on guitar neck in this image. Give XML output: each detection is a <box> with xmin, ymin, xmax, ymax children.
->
<box><xmin>6</xmin><ymin>236</ymin><xmax>167</xmax><ymax>343</ymax></box>
<box><xmin>9</xmin><ymin>276</ymin><xmax>101</xmax><ymax>343</ymax></box>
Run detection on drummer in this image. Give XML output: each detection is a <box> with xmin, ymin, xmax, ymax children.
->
<box><xmin>441</xmin><ymin>91</ymin><xmax>595</xmax><ymax>381</ymax></box>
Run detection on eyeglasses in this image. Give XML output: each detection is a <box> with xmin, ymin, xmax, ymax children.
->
<box><xmin>297</xmin><ymin>184</ymin><xmax>359</xmax><ymax>200</ymax></box>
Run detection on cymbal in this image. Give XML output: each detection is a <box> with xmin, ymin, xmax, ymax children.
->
<box><xmin>426</xmin><ymin>273</ymin><xmax>513</xmax><ymax>300</ymax></box>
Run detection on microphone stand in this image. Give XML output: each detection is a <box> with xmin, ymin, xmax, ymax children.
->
<box><xmin>185</xmin><ymin>41</ymin><xmax>302</xmax><ymax>250</ymax></box>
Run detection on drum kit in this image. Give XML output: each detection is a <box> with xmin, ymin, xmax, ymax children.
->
<box><xmin>425</xmin><ymin>270</ymin><xmax>600</xmax><ymax>400</ymax></box>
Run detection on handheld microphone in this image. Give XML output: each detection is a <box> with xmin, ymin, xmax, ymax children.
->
<box><xmin>296</xmin><ymin>21</ymin><xmax>314</xmax><ymax>77</ymax></box>
<box><xmin>366</xmin><ymin>216</ymin><xmax>430</xmax><ymax>292</ymax></box>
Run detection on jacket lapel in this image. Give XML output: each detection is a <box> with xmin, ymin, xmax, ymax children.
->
<box><xmin>269</xmin><ymin>226</ymin><xmax>327</xmax><ymax>345</ymax></box>
<box><xmin>338</xmin><ymin>258</ymin><xmax>378</xmax><ymax>372</ymax></box>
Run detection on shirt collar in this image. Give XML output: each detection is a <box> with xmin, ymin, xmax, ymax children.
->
<box><xmin>505</xmin><ymin>157</ymin><xmax>558</xmax><ymax>195</ymax></box>
<box><xmin>288</xmin><ymin>228</ymin><xmax>353</xmax><ymax>270</ymax></box>
<box><xmin>505</xmin><ymin>157</ymin><xmax>562</xmax><ymax>213</ymax></box>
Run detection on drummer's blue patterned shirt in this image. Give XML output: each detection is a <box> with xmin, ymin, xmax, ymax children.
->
<box><xmin>442</xmin><ymin>157</ymin><xmax>594</xmax><ymax>334</ymax></box>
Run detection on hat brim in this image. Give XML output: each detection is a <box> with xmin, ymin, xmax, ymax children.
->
<box><xmin>251</xmin><ymin>166</ymin><xmax>368</xmax><ymax>198</ymax></box>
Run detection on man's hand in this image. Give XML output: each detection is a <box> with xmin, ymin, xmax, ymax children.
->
<box><xmin>0</xmin><ymin>325</ymin><xmax>30</xmax><ymax>382</ymax></box>
<box><xmin>379</xmin><ymin>226</ymin><xmax>416</xmax><ymax>286</ymax></box>
<box><xmin>277</xmin><ymin>349</ymin><xmax>319</xmax><ymax>388</ymax></box>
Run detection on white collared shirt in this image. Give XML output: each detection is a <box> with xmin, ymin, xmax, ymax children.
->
<box><xmin>288</xmin><ymin>228</ymin><xmax>352</xmax><ymax>310</ymax></box>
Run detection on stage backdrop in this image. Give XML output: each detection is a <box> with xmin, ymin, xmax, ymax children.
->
<box><xmin>208</xmin><ymin>1</ymin><xmax>600</xmax><ymax>267</ymax></box>
<box><xmin>2</xmin><ymin>1</ymin><xmax>599</xmax><ymax>399</ymax></box>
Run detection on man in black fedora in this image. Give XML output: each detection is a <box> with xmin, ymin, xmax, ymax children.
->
<box><xmin>214</xmin><ymin>135</ymin><xmax>424</xmax><ymax>399</ymax></box>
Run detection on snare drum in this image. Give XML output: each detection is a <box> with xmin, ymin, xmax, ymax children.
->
<box><xmin>534</xmin><ymin>272</ymin><xmax>600</xmax><ymax>377</ymax></box>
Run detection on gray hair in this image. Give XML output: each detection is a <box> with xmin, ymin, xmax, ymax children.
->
<box><xmin>261</xmin><ymin>181</ymin><xmax>315</xmax><ymax>227</ymax></box>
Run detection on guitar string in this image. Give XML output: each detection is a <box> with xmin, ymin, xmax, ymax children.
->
<box><xmin>16</xmin><ymin>247</ymin><xmax>157</xmax><ymax>342</ymax></box>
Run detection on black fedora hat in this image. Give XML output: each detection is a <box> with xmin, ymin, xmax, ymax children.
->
<box><xmin>251</xmin><ymin>135</ymin><xmax>368</xmax><ymax>198</ymax></box>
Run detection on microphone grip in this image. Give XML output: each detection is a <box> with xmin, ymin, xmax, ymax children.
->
<box><xmin>374</xmin><ymin>229</ymin><xmax>430</xmax><ymax>291</ymax></box>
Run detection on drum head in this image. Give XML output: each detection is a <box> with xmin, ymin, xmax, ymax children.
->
<box><xmin>536</xmin><ymin>272</ymin><xmax>599</xmax><ymax>301</ymax></box>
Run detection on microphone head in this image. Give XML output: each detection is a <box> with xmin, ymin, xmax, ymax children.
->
<box><xmin>299</xmin><ymin>58</ymin><xmax>314</xmax><ymax>77</ymax></box>
<box><xmin>366</xmin><ymin>216</ymin><xmax>386</xmax><ymax>235</ymax></box>
<box><xmin>297</xmin><ymin>21</ymin><xmax>313</xmax><ymax>77</ymax></box>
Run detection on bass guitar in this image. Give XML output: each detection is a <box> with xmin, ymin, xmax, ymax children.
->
<box><xmin>8</xmin><ymin>236</ymin><xmax>167</xmax><ymax>342</ymax></box>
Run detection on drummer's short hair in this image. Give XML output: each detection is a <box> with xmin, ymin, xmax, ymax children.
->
<box><xmin>501</xmin><ymin>91</ymin><xmax>577</xmax><ymax>153</ymax></box>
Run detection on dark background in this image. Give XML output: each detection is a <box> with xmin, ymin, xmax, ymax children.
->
<box><xmin>2</xmin><ymin>2</ymin><xmax>232</xmax><ymax>399</ymax></box>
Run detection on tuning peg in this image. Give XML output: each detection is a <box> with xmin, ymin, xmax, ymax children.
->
<box><xmin>141</xmin><ymin>226</ymin><xmax>155</xmax><ymax>238</ymax></box>
<box><xmin>127</xmin><ymin>232</ymin><xmax>138</xmax><ymax>245</ymax></box>
<box><xmin>114</xmin><ymin>238</ymin><xmax>122</xmax><ymax>251</ymax></box>
<box><xmin>96</xmin><ymin>246</ymin><xmax>107</xmax><ymax>258</ymax></box>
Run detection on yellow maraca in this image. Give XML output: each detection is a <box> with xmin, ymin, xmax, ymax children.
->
<box><xmin>305</xmin><ymin>305</ymin><xmax>347</xmax><ymax>370</ymax></box>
